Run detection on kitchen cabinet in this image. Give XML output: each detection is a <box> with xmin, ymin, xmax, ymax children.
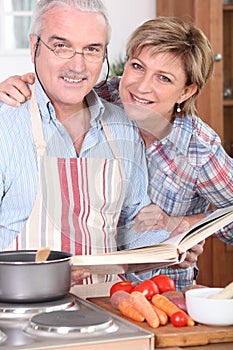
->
<box><xmin>156</xmin><ymin>0</ymin><xmax>233</xmax><ymax>287</ymax></box>
<box><xmin>223</xmin><ymin>2</ymin><xmax>233</xmax><ymax>156</ymax></box>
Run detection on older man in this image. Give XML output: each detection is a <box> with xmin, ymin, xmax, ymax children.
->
<box><xmin>0</xmin><ymin>0</ymin><xmax>153</xmax><ymax>293</ymax></box>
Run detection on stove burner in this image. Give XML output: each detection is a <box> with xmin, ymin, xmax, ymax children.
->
<box><xmin>0</xmin><ymin>294</ymin><xmax>78</xmax><ymax>320</ymax></box>
<box><xmin>25</xmin><ymin>309</ymin><xmax>118</xmax><ymax>337</ymax></box>
<box><xmin>0</xmin><ymin>330</ymin><xmax>7</xmax><ymax>345</ymax></box>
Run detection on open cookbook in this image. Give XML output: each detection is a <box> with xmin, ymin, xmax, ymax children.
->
<box><xmin>71</xmin><ymin>206</ymin><xmax>233</xmax><ymax>275</ymax></box>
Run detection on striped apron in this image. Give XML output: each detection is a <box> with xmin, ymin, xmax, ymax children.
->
<box><xmin>7</xmin><ymin>85</ymin><xmax>126</xmax><ymax>295</ymax></box>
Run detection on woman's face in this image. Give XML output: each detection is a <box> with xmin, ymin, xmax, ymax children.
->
<box><xmin>119</xmin><ymin>47</ymin><xmax>196</xmax><ymax>123</ymax></box>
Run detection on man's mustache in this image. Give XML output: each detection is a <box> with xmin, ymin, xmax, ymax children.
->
<box><xmin>59</xmin><ymin>71</ymin><xmax>89</xmax><ymax>80</ymax></box>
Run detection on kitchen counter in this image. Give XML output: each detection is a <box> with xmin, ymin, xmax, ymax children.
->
<box><xmin>162</xmin><ymin>345</ymin><xmax>233</xmax><ymax>350</ymax></box>
<box><xmin>88</xmin><ymin>297</ymin><xmax>233</xmax><ymax>349</ymax></box>
<box><xmin>157</xmin><ymin>340</ymin><xmax>233</xmax><ymax>349</ymax></box>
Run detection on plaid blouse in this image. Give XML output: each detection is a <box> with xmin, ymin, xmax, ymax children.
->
<box><xmin>95</xmin><ymin>77</ymin><xmax>233</xmax><ymax>290</ymax></box>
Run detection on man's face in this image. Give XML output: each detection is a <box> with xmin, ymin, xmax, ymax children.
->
<box><xmin>30</xmin><ymin>6</ymin><xmax>108</xmax><ymax>118</ymax></box>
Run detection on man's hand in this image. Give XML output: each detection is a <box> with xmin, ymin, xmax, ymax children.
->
<box><xmin>0</xmin><ymin>73</ymin><xmax>35</xmax><ymax>107</ymax></box>
<box><xmin>71</xmin><ymin>266</ymin><xmax>91</xmax><ymax>285</ymax></box>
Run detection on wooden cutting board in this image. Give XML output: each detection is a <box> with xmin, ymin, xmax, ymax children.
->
<box><xmin>88</xmin><ymin>297</ymin><xmax>233</xmax><ymax>348</ymax></box>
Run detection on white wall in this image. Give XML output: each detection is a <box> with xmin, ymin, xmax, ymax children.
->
<box><xmin>0</xmin><ymin>51</ymin><xmax>34</xmax><ymax>81</ymax></box>
<box><xmin>104</xmin><ymin>0</ymin><xmax>156</xmax><ymax>65</ymax></box>
<box><xmin>100</xmin><ymin>0</ymin><xmax>156</xmax><ymax>79</ymax></box>
<box><xmin>0</xmin><ymin>0</ymin><xmax>156</xmax><ymax>81</ymax></box>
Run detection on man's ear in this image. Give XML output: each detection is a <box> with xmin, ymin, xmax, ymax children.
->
<box><xmin>30</xmin><ymin>34</ymin><xmax>39</xmax><ymax>63</ymax></box>
<box><xmin>177</xmin><ymin>84</ymin><xmax>198</xmax><ymax>105</ymax></box>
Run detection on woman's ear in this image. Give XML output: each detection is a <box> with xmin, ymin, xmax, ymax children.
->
<box><xmin>177</xmin><ymin>84</ymin><xmax>198</xmax><ymax>104</ymax></box>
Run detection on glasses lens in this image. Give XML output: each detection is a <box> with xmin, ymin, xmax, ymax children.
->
<box><xmin>54</xmin><ymin>46</ymin><xmax>74</xmax><ymax>59</ymax></box>
<box><xmin>53</xmin><ymin>46</ymin><xmax>105</xmax><ymax>62</ymax></box>
<box><xmin>83</xmin><ymin>51</ymin><xmax>104</xmax><ymax>62</ymax></box>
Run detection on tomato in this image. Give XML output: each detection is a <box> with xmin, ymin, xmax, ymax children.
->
<box><xmin>110</xmin><ymin>281</ymin><xmax>134</xmax><ymax>296</ymax></box>
<box><xmin>133</xmin><ymin>280</ymin><xmax>159</xmax><ymax>300</ymax></box>
<box><xmin>170</xmin><ymin>311</ymin><xmax>188</xmax><ymax>327</ymax></box>
<box><xmin>150</xmin><ymin>275</ymin><xmax>176</xmax><ymax>294</ymax></box>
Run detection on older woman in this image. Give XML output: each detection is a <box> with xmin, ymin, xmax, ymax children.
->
<box><xmin>0</xmin><ymin>17</ymin><xmax>232</xmax><ymax>290</ymax></box>
<box><xmin>97</xmin><ymin>17</ymin><xmax>233</xmax><ymax>286</ymax></box>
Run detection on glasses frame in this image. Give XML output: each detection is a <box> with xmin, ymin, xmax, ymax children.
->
<box><xmin>35</xmin><ymin>35</ymin><xmax>106</xmax><ymax>62</ymax></box>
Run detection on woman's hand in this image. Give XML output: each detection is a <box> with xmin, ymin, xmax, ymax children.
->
<box><xmin>133</xmin><ymin>204</ymin><xmax>174</xmax><ymax>232</ymax></box>
<box><xmin>133</xmin><ymin>204</ymin><xmax>205</xmax><ymax>235</ymax></box>
<box><xmin>0</xmin><ymin>73</ymin><xmax>35</xmax><ymax>107</ymax></box>
<box><xmin>134</xmin><ymin>204</ymin><xmax>206</xmax><ymax>269</ymax></box>
<box><xmin>133</xmin><ymin>204</ymin><xmax>190</xmax><ymax>233</ymax></box>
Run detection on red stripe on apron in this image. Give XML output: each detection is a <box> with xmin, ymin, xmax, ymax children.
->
<box><xmin>83</xmin><ymin>159</ymin><xmax>93</xmax><ymax>284</ymax></box>
<box><xmin>71</xmin><ymin>158</ymin><xmax>83</xmax><ymax>256</ymax></box>
<box><xmin>99</xmin><ymin>160</ymin><xmax>108</xmax><ymax>283</ymax></box>
<box><xmin>16</xmin><ymin>236</ymin><xmax>19</xmax><ymax>250</ymax></box>
<box><xmin>58</xmin><ymin>158</ymin><xmax>71</xmax><ymax>252</ymax></box>
<box><xmin>100</xmin><ymin>160</ymin><xmax>107</xmax><ymax>253</ymax></box>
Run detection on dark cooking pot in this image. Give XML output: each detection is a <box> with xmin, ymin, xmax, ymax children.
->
<box><xmin>0</xmin><ymin>250</ymin><xmax>72</xmax><ymax>303</ymax></box>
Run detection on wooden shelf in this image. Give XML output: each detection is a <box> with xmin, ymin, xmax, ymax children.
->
<box><xmin>223</xmin><ymin>4</ymin><xmax>233</xmax><ymax>10</ymax></box>
<box><xmin>223</xmin><ymin>99</ymin><xmax>233</xmax><ymax>106</ymax></box>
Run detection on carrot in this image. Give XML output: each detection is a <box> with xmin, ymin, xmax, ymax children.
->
<box><xmin>151</xmin><ymin>304</ymin><xmax>168</xmax><ymax>325</ymax></box>
<box><xmin>118</xmin><ymin>299</ymin><xmax>145</xmax><ymax>322</ymax></box>
<box><xmin>130</xmin><ymin>291</ymin><xmax>160</xmax><ymax>328</ymax></box>
<box><xmin>151</xmin><ymin>294</ymin><xmax>195</xmax><ymax>327</ymax></box>
<box><xmin>152</xmin><ymin>293</ymin><xmax>180</xmax><ymax>316</ymax></box>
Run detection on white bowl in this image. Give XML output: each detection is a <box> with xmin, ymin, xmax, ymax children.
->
<box><xmin>185</xmin><ymin>287</ymin><xmax>233</xmax><ymax>326</ymax></box>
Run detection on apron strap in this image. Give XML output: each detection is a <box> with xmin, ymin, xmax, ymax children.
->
<box><xmin>30</xmin><ymin>84</ymin><xmax>47</xmax><ymax>156</ymax></box>
<box><xmin>100</xmin><ymin>117</ymin><xmax>125</xmax><ymax>181</ymax></box>
<box><xmin>100</xmin><ymin>118</ymin><xmax>121</xmax><ymax>159</ymax></box>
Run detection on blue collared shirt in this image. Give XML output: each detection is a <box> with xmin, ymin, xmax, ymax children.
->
<box><xmin>0</xmin><ymin>79</ymin><xmax>156</xmax><ymax>249</ymax></box>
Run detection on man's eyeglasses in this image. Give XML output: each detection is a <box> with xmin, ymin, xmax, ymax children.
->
<box><xmin>35</xmin><ymin>36</ymin><xmax>106</xmax><ymax>63</ymax></box>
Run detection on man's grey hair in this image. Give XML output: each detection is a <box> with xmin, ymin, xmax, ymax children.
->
<box><xmin>29</xmin><ymin>0</ymin><xmax>111</xmax><ymax>43</ymax></box>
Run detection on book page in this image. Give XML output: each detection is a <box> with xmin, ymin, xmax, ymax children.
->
<box><xmin>165</xmin><ymin>206</ymin><xmax>233</xmax><ymax>252</ymax></box>
<box><xmin>179</xmin><ymin>210</ymin><xmax>233</xmax><ymax>252</ymax></box>
<box><xmin>70</xmin><ymin>206</ymin><xmax>233</xmax><ymax>275</ymax></box>
<box><xmin>72</xmin><ymin>259</ymin><xmax>179</xmax><ymax>275</ymax></box>
<box><xmin>71</xmin><ymin>243</ymin><xmax>177</xmax><ymax>266</ymax></box>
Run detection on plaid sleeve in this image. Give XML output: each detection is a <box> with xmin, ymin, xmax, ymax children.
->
<box><xmin>216</xmin><ymin>222</ymin><xmax>233</xmax><ymax>245</ymax></box>
<box><xmin>94</xmin><ymin>77</ymin><xmax>121</xmax><ymax>103</ymax></box>
<box><xmin>196</xmin><ymin>140</ymin><xmax>233</xmax><ymax>206</ymax></box>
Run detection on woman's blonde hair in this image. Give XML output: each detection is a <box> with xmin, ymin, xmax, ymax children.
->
<box><xmin>126</xmin><ymin>16</ymin><xmax>214</xmax><ymax>116</ymax></box>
